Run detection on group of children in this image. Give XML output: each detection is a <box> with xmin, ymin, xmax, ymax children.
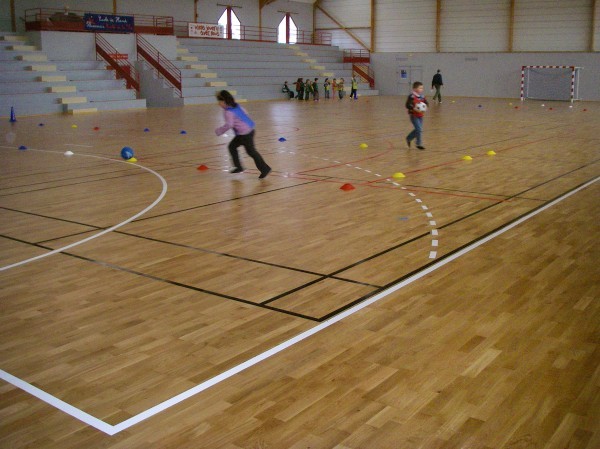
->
<box><xmin>282</xmin><ymin>77</ymin><xmax>359</xmax><ymax>101</ymax></box>
<box><xmin>215</xmin><ymin>79</ymin><xmax>430</xmax><ymax>181</ymax></box>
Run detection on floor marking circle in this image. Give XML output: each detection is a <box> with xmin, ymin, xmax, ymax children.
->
<box><xmin>0</xmin><ymin>148</ymin><xmax>168</xmax><ymax>272</ymax></box>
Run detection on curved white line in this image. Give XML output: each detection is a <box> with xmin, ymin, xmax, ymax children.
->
<box><xmin>0</xmin><ymin>168</ymin><xmax>596</xmax><ymax>435</ymax></box>
<box><xmin>0</xmin><ymin>149</ymin><xmax>168</xmax><ymax>272</ymax></box>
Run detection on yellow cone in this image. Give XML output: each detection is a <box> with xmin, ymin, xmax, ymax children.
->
<box><xmin>462</xmin><ymin>155</ymin><xmax>473</xmax><ymax>161</ymax></box>
<box><xmin>392</xmin><ymin>172</ymin><xmax>406</xmax><ymax>179</ymax></box>
<box><xmin>487</xmin><ymin>150</ymin><xmax>496</xmax><ymax>156</ymax></box>
<box><xmin>359</xmin><ymin>143</ymin><xmax>368</xmax><ymax>149</ymax></box>
<box><xmin>71</xmin><ymin>124</ymin><xmax>78</xmax><ymax>129</ymax></box>
<box><xmin>127</xmin><ymin>157</ymin><xmax>137</xmax><ymax>162</ymax></box>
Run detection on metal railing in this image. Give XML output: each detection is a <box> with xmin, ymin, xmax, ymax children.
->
<box><xmin>174</xmin><ymin>21</ymin><xmax>277</xmax><ymax>42</ymax></box>
<box><xmin>95</xmin><ymin>33</ymin><xmax>139</xmax><ymax>93</ymax></box>
<box><xmin>25</xmin><ymin>8</ymin><xmax>173</xmax><ymax>35</ymax></box>
<box><xmin>136</xmin><ymin>34</ymin><xmax>182</xmax><ymax>97</ymax></box>
<box><xmin>342</xmin><ymin>50</ymin><xmax>374</xmax><ymax>87</ymax></box>
<box><xmin>353</xmin><ymin>63</ymin><xmax>375</xmax><ymax>88</ymax></box>
<box><xmin>343</xmin><ymin>49</ymin><xmax>371</xmax><ymax>63</ymax></box>
<box><xmin>174</xmin><ymin>21</ymin><xmax>331</xmax><ymax>46</ymax></box>
<box><xmin>296</xmin><ymin>30</ymin><xmax>332</xmax><ymax>46</ymax></box>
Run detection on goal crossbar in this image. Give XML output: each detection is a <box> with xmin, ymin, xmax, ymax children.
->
<box><xmin>520</xmin><ymin>65</ymin><xmax>583</xmax><ymax>103</ymax></box>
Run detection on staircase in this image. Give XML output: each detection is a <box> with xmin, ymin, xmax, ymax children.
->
<box><xmin>293</xmin><ymin>45</ymin><xmax>379</xmax><ymax>97</ymax></box>
<box><xmin>0</xmin><ymin>31</ymin><xmax>146</xmax><ymax>117</ymax></box>
<box><xmin>174</xmin><ymin>42</ymin><xmax>242</xmax><ymax>105</ymax></box>
<box><xmin>173</xmin><ymin>38</ymin><xmax>378</xmax><ymax>101</ymax></box>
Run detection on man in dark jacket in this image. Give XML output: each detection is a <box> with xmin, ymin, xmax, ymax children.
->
<box><xmin>431</xmin><ymin>69</ymin><xmax>443</xmax><ymax>103</ymax></box>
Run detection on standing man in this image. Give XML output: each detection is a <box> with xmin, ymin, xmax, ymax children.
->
<box><xmin>431</xmin><ymin>69</ymin><xmax>443</xmax><ymax>103</ymax></box>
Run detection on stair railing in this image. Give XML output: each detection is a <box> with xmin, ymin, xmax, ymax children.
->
<box><xmin>95</xmin><ymin>33</ymin><xmax>139</xmax><ymax>94</ymax></box>
<box><xmin>136</xmin><ymin>34</ymin><xmax>182</xmax><ymax>97</ymax></box>
<box><xmin>343</xmin><ymin>49</ymin><xmax>374</xmax><ymax>88</ymax></box>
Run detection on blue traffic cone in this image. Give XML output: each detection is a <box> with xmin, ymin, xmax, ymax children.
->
<box><xmin>9</xmin><ymin>107</ymin><xmax>16</xmax><ymax>123</ymax></box>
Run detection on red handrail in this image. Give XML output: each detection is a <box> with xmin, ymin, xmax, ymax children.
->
<box><xmin>95</xmin><ymin>33</ymin><xmax>139</xmax><ymax>93</ymax></box>
<box><xmin>343</xmin><ymin>49</ymin><xmax>370</xmax><ymax>63</ymax></box>
<box><xmin>353</xmin><ymin>63</ymin><xmax>375</xmax><ymax>88</ymax></box>
<box><xmin>136</xmin><ymin>34</ymin><xmax>182</xmax><ymax>97</ymax></box>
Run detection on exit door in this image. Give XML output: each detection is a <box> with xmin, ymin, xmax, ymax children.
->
<box><xmin>397</xmin><ymin>65</ymin><xmax>423</xmax><ymax>95</ymax></box>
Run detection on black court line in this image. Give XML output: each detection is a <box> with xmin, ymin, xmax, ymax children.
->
<box><xmin>112</xmin><ymin>230</ymin><xmax>381</xmax><ymax>289</ymax></box>
<box><xmin>36</xmin><ymin>228</ymin><xmax>102</xmax><ymax>245</ymax></box>
<box><xmin>3</xmin><ymin>162</ymin><xmax>596</xmax><ymax>322</ymax></box>
<box><xmin>132</xmin><ymin>178</ymin><xmax>321</xmax><ymax>222</ymax></box>
<box><xmin>0</xmin><ymin>205</ymin><xmax>102</xmax><ymax>228</ymax></box>
<box><xmin>0</xmin><ymin>168</ymin><xmax>175</xmax><ymax>198</ymax></box>
<box><xmin>0</xmin><ymin>233</ymin><xmax>320</xmax><ymax>322</ymax></box>
<box><xmin>327</xmin><ymin>163</ymin><xmax>597</xmax><ymax>279</ymax></box>
<box><xmin>315</xmin><ymin>175</ymin><xmax>598</xmax><ymax>322</ymax></box>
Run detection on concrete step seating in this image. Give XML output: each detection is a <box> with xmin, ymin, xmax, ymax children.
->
<box><xmin>0</xmin><ymin>32</ymin><xmax>145</xmax><ymax>117</ymax></box>
<box><xmin>174</xmin><ymin>38</ymin><xmax>378</xmax><ymax>101</ymax></box>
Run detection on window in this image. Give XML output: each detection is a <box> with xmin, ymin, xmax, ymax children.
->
<box><xmin>277</xmin><ymin>14</ymin><xmax>297</xmax><ymax>44</ymax></box>
<box><xmin>218</xmin><ymin>8</ymin><xmax>241</xmax><ymax>40</ymax></box>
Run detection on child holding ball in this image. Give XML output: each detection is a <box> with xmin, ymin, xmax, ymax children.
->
<box><xmin>405</xmin><ymin>81</ymin><xmax>429</xmax><ymax>150</ymax></box>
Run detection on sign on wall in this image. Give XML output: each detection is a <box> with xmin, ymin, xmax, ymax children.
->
<box><xmin>188</xmin><ymin>23</ymin><xmax>224</xmax><ymax>38</ymax></box>
<box><xmin>84</xmin><ymin>14</ymin><xmax>135</xmax><ymax>33</ymax></box>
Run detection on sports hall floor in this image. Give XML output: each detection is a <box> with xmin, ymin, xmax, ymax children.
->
<box><xmin>1</xmin><ymin>95</ymin><xmax>598</xmax><ymax>448</ymax></box>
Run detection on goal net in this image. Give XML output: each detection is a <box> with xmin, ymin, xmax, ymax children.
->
<box><xmin>520</xmin><ymin>66</ymin><xmax>582</xmax><ymax>102</ymax></box>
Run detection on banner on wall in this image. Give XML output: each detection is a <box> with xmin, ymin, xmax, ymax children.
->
<box><xmin>84</xmin><ymin>13</ymin><xmax>135</xmax><ymax>33</ymax></box>
<box><xmin>188</xmin><ymin>23</ymin><xmax>224</xmax><ymax>38</ymax></box>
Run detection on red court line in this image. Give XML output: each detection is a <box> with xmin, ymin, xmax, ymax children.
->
<box><xmin>296</xmin><ymin>141</ymin><xmax>395</xmax><ymax>175</ymax></box>
<box><xmin>197</xmin><ymin>167</ymin><xmax>506</xmax><ymax>202</ymax></box>
<box><xmin>369</xmin><ymin>134</ymin><xmax>559</xmax><ymax>181</ymax></box>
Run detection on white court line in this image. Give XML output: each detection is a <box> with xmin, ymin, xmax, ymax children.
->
<box><xmin>1</xmin><ymin>163</ymin><xmax>597</xmax><ymax>434</ymax></box>
<box><xmin>0</xmin><ymin>148</ymin><xmax>168</xmax><ymax>271</ymax></box>
<box><xmin>0</xmin><ymin>369</ymin><xmax>114</xmax><ymax>434</ymax></box>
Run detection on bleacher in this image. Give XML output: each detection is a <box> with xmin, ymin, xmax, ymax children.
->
<box><xmin>0</xmin><ymin>31</ymin><xmax>146</xmax><ymax>116</ymax></box>
<box><xmin>174</xmin><ymin>37</ymin><xmax>378</xmax><ymax>102</ymax></box>
<box><xmin>1</xmin><ymin>29</ymin><xmax>378</xmax><ymax>117</ymax></box>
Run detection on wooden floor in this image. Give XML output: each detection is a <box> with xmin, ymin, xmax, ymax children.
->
<box><xmin>0</xmin><ymin>96</ymin><xmax>598</xmax><ymax>448</ymax></box>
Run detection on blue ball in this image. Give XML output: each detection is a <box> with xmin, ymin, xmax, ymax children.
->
<box><xmin>121</xmin><ymin>146</ymin><xmax>134</xmax><ymax>160</ymax></box>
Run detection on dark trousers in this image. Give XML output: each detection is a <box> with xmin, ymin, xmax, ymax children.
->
<box><xmin>229</xmin><ymin>130</ymin><xmax>270</xmax><ymax>173</ymax></box>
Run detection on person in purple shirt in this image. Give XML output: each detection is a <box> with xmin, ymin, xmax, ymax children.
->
<box><xmin>215</xmin><ymin>90</ymin><xmax>271</xmax><ymax>179</ymax></box>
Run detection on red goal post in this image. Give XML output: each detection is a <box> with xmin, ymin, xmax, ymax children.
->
<box><xmin>520</xmin><ymin>65</ymin><xmax>582</xmax><ymax>103</ymax></box>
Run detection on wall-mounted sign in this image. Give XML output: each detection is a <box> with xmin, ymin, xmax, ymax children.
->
<box><xmin>84</xmin><ymin>13</ymin><xmax>135</xmax><ymax>33</ymax></box>
<box><xmin>188</xmin><ymin>23</ymin><xmax>224</xmax><ymax>38</ymax></box>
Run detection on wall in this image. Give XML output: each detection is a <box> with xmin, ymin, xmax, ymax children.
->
<box><xmin>137</xmin><ymin>60</ymin><xmax>184</xmax><ymax>108</ymax></box>
<box><xmin>260</xmin><ymin>0</ymin><xmax>313</xmax><ymax>36</ymax></box>
<box><xmin>314</xmin><ymin>0</ymin><xmax>599</xmax><ymax>53</ymax></box>
<box><xmin>30</xmin><ymin>30</ymin><xmax>177</xmax><ymax>61</ymax></box>
<box><xmin>118</xmin><ymin>0</ymin><xmax>194</xmax><ymax>23</ymax></box>
<box><xmin>7</xmin><ymin>0</ymin><xmax>316</xmax><ymax>33</ymax></box>
<box><xmin>0</xmin><ymin>0</ymin><xmax>11</xmax><ymax>31</ymax></box>
<box><xmin>316</xmin><ymin>0</ymin><xmax>371</xmax><ymax>50</ymax></box>
<box><xmin>371</xmin><ymin>52</ymin><xmax>600</xmax><ymax>101</ymax></box>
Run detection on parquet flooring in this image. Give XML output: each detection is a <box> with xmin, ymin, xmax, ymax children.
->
<box><xmin>0</xmin><ymin>96</ymin><xmax>598</xmax><ymax>448</ymax></box>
